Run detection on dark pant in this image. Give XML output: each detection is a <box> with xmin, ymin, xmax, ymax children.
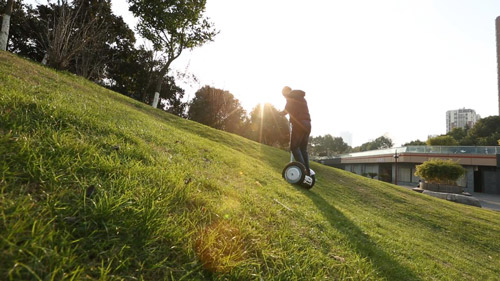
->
<box><xmin>291</xmin><ymin>120</ymin><xmax>311</xmax><ymax>174</ymax></box>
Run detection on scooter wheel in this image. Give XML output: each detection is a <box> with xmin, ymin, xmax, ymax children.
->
<box><xmin>302</xmin><ymin>174</ymin><xmax>315</xmax><ymax>189</ymax></box>
<box><xmin>282</xmin><ymin>162</ymin><xmax>307</xmax><ymax>184</ymax></box>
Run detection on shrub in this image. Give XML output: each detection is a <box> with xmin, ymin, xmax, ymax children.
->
<box><xmin>415</xmin><ymin>159</ymin><xmax>465</xmax><ymax>185</ymax></box>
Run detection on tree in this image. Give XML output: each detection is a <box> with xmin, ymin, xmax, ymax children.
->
<box><xmin>446</xmin><ymin>127</ymin><xmax>468</xmax><ymax>144</ymax></box>
<box><xmin>310</xmin><ymin>134</ymin><xmax>350</xmax><ymax>156</ymax></box>
<box><xmin>104</xmin><ymin>45</ymin><xmax>189</xmax><ymax>117</ymax></box>
<box><xmin>69</xmin><ymin>0</ymin><xmax>136</xmax><ymax>81</ymax></box>
<box><xmin>309</xmin><ymin>135</ymin><xmax>325</xmax><ymax>156</ymax></box>
<box><xmin>415</xmin><ymin>159</ymin><xmax>465</xmax><ymax>185</ymax></box>
<box><xmin>188</xmin><ymin>86</ymin><xmax>246</xmax><ymax>134</ymax></box>
<box><xmin>5</xmin><ymin>0</ymin><xmax>188</xmax><ymax>114</ymax></box>
<box><xmin>38</xmin><ymin>0</ymin><xmax>110</xmax><ymax>70</ymax></box>
<box><xmin>403</xmin><ymin>139</ymin><xmax>426</xmax><ymax>146</ymax></box>
<box><xmin>248</xmin><ymin>103</ymin><xmax>289</xmax><ymax>147</ymax></box>
<box><xmin>128</xmin><ymin>0</ymin><xmax>218</xmax><ymax>107</ymax></box>
<box><xmin>1</xmin><ymin>1</ymin><xmax>46</xmax><ymax>61</ymax></box>
<box><xmin>158</xmin><ymin>75</ymin><xmax>188</xmax><ymax>117</ymax></box>
<box><xmin>353</xmin><ymin>136</ymin><xmax>394</xmax><ymax>152</ymax></box>
<box><xmin>466</xmin><ymin>116</ymin><xmax>500</xmax><ymax>146</ymax></box>
<box><xmin>328</xmin><ymin>136</ymin><xmax>350</xmax><ymax>155</ymax></box>
<box><xmin>426</xmin><ymin>135</ymin><xmax>458</xmax><ymax>146</ymax></box>
<box><xmin>4</xmin><ymin>0</ymin><xmax>136</xmax><ymax>81</ymax></box>
<box><xmin>105</xmin><ymin>45</ymin><xmax>156</xmax><ymax>100</ymax></box>
<box><xmin>0</xmin><ymin>0</ymin><xmax>13</xmax><ymax>51</ymax></box>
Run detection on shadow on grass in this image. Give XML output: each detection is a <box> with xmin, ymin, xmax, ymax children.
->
<box><xmin>297</xmin><ymin>187</ymin><xmax>421</xmax><ymax>281</ymax></box>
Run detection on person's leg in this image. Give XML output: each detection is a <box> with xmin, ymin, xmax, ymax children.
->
<box><xmin>299</xmin><ymin>120</ymin><xmax>311</xmax><ymax>173</ymax></box>
<box><xmin>290</xmin><ymin>123</ymin><xmax>306</xmax><ymax>166</ymax></box>
<box><xmin>300</xmin><ymin>142</ymin><xmax>310</xmax><ymax>172</ymax></box>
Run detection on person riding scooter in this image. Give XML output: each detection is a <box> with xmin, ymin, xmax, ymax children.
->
<box><xmin>280</xmin><ymin>86</ymin><xmax>311</xmax><ymax>175</ymax></box>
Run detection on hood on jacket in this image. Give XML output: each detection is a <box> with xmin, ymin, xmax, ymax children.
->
<box><xmin>288</xmin><ymin>90</ymin><xmax>306</xmax><ymax>99</ymax></box>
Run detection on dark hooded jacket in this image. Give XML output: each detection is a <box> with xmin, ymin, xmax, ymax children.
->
<box><xmin>285</xmin><ymin>90</ymin><xmax>311</xmax><ymax>125</ymax></box>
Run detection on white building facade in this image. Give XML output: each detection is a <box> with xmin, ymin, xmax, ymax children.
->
<box><xmin>446</xmin><ymin>108</ymin><xmax>480</xmax><ymax>133</ymax></box>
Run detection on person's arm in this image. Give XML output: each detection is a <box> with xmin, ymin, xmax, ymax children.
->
<box><xmin>280</xmin><ymin>98</ymin><xmax>290</xmax><ymax>116</ymax></box>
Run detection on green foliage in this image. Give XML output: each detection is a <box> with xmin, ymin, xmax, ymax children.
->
<box><xmin>402</xmin><ymin>139</ymin><xmax>426</xmax><ymax>146</ymax></box>
<box><xmin>247</xmin><ymin>103</ymin><xmax>289</xmax><ymax>148</ymax></box>
<box><xmin>127</xmin><ymin>0</ymin><xmax>218</xmax><ymax>110</ymax></box>
<box><xmin>2</xmin><ymin>52</ymin><xmax>500</xmax><ymax>281</ymax></box>
<box><xmin>466</xmin><ymin>116</ymin><xmax>500</xmax><ymax>146</ymax></box>
<box><xmin>426</xmin><ymin>135</ymin><xmax>459</xmax><ymax>146</ymax></box>
<box><xmin>104</xmin><ymin>45</ymin><xmax>188</xmax><ymax>116</ymax></box>
<box><xmin>446</xmin><ymin>127</ymin><xmax>469</xmax><ymax>144</ymax></box>
<box><xmin>104</xmin><ymin>46</ymin><xmax>157</xmax><ymax>101</ymax></box>
<box><xmin>68</xmin><ymin>0</ymin><xmax>137</xmax><ymax>81</ymax></box>
<box><xmin>1</xmin><ymin>0</ymin><xmax>46</xmax><ymax>61</ymax></box>
<box><xmin>128</xmin><ymin>0</ymin><xmax>217</xmax><ymax>72</ymax></box>
<box><xmin>415</xmin><ymin>159</ymin><xmax>466</xmax><ymax>185</ymax></box>
<box><xmin>310</xmin><ymin>134</ymin><xmax>350</xmax><ymax>156</ymax></box>
<box><xmin>20</xmin><ymin>0</ymin><xmax>133</xmax><ymax>76</ymax></box>
<box><xmin>4</xmin><ymin>0</ymin><xmax>189</xmax><ymax>113</ymax></box>
<box><xmin>361</xmin><ymin>172</ymin><xmax>378</xmax><ymax>179</ymax></box>
<box><xmin>352</xmin><ymin>135</ymin><xmax>393</xmax><ymax>152</ymax></box>
<box><xmin>128</xmin><ymin>0</ymin><xmax>217</xmax><ymax>51</ymax></box>
<box><xmin>443</xmin><ymin>117</ymin><xmax>500</xmax><ymax>146</ymax></box>
<box><xmin>188</xmin><ymin>86</ymin><xmax>246</xmax><ymax>134</ymax></box>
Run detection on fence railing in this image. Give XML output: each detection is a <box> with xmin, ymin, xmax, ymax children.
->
<box><xmin>314</xmin><ymin>146</ymin><xmax>500</xmax><ymax>160</ymax></box>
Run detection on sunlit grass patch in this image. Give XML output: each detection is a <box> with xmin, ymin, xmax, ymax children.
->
<box><xmin>195</xmin><ymin>220</ymin><xmax>249</xmax><ymax>272</ymax></box>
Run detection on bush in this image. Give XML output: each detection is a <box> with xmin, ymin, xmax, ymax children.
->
<box><xmin>415</xmin><ymin>159</ymin><xmax>465</xmax><ymax>185</ymax></box>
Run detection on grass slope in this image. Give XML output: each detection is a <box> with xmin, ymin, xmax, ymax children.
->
<box><xmin>1</xmin><ymin>51</ymin><xmax>500</xmax><ymax>281</ymax></box>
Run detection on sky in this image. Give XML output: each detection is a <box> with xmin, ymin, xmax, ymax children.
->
<box><xmin>31</xmin><ymin>0</ymin><xmax>500</xmax><ymax>147</ymax></box>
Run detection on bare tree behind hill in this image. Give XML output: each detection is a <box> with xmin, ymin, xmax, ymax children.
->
<box><xmin>40</xmin><ymin>0</ymin><xmax>107</xmax><ymax>71</ymax></box>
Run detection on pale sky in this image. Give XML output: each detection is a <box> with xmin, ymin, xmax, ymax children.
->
<box><xmin>34</xmin><ymin>0</ymin><xmax>500</xmax><ymax>146</ymax></box>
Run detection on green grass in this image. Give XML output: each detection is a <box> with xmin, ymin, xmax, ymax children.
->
<box><xmin>1</xmin><ymin>51</ymin><xmax>500</xmax><ymax>280</ymax></box>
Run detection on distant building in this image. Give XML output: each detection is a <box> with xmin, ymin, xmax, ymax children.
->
<box><xmin>446</xmin><ymin>108</ymin><xmax>480</xmax><ymax>133</ymax></box>
<box><xmin>316</xmin><ymin>146</ymin><xmax>500</xmax><ymax>194</ymax></box>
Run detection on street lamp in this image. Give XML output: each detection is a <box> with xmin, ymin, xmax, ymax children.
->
<box><xmin>393</xmin><ymin>149</ymin><xmax>399</xmax><ymax>185</ymax></box>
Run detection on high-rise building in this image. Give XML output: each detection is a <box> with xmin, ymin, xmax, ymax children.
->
<box><xmin>446</xmin><ymin>108</ymin><xmax>480</xmax><ymax>133</ymax></box>
<box><xmin>496</xmin><ymin>16</ymin><xmax>500</xmax><ymax>115</ymax></box>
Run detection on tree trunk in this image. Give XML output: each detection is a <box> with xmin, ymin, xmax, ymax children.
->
<box><xmin>0</xmin><ymin>0</ymin><xmax>14</xmax><ymax>51</ymax></box>
<box><xmin>151</xmin><ymin>62</ymin><xmax>171</xmax><ymax>108</ymax></box>
<box><xmin>151</xmin><ymin>75</ymin><xmax>162</xmax><ymax>108</ymax></box>
<box><xmin>41</xmin><ymin>53</ymin><xmax>48</xmax><ymax>65</ymax></box>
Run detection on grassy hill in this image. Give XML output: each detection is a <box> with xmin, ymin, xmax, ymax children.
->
<box><xmin>1</xmin><ymin>51</ymin><xmax>500</xmax><ymax>281</ymax></box>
